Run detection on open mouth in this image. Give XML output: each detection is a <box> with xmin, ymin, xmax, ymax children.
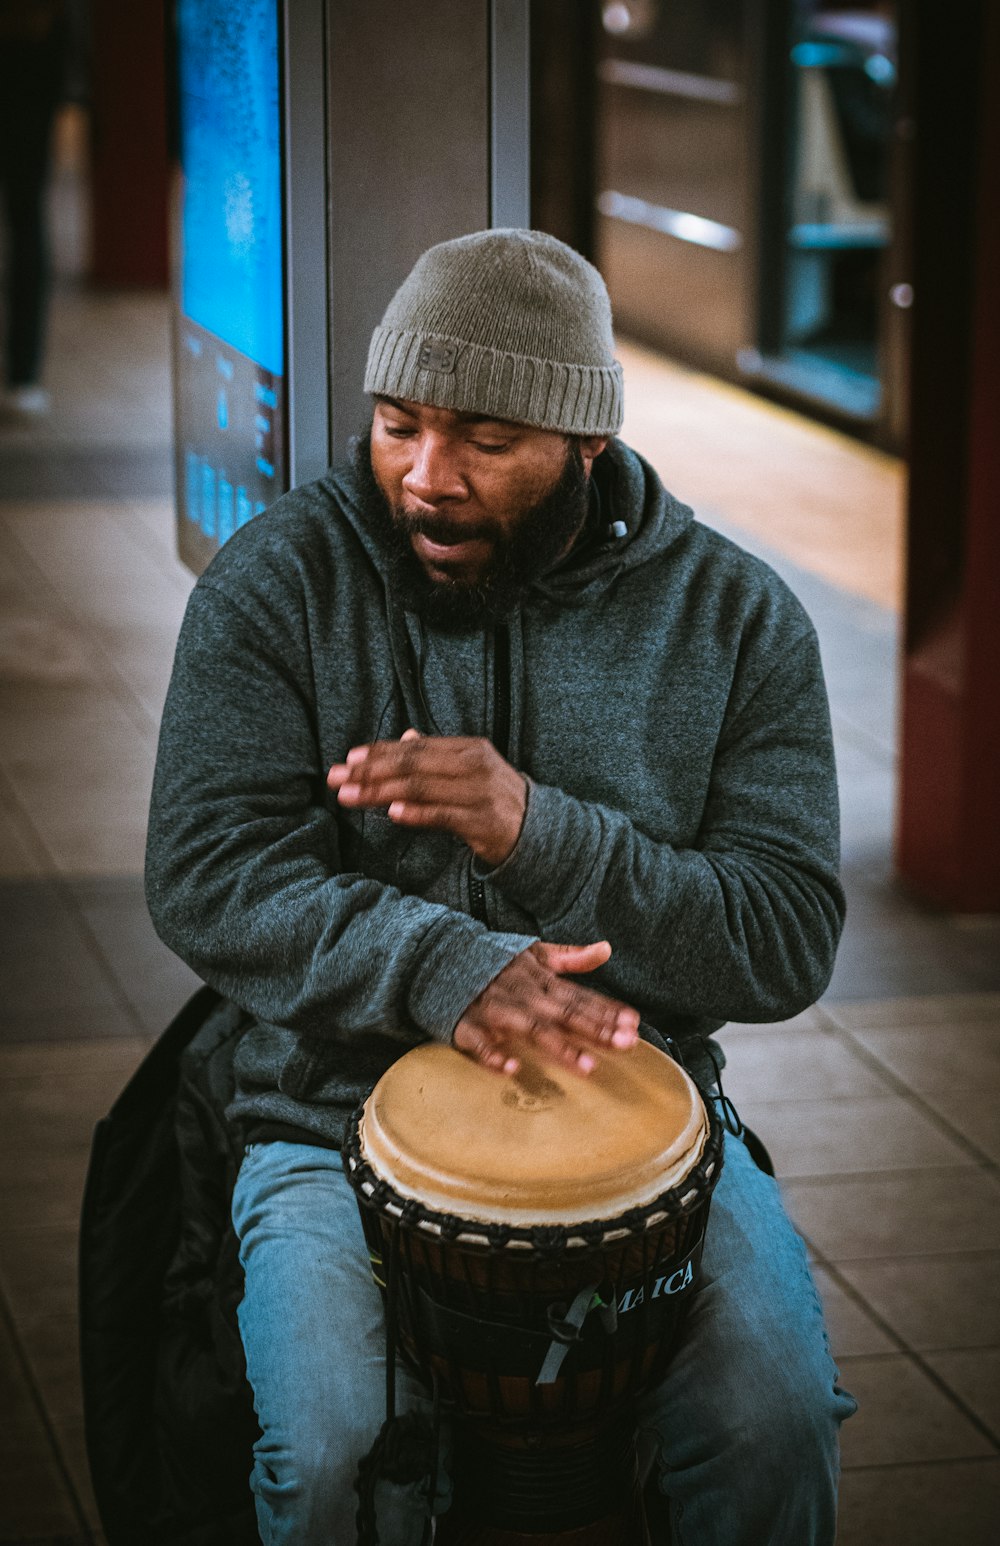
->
<box><xmin>411</xmin><ymin>531</ymin><xmax>492</xmax><ymax>567</ymax></box>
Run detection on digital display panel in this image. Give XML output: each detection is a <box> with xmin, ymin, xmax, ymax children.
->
<box><xmin>173</xmin><ymin>0</ymin><xmax>286</xmax><ymax>570</ymax></box>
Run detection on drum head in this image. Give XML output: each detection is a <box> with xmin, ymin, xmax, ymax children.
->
<box><xmin>359</xmin><ymin>1040</ymin><xmax>708</xmax><ymax>1225</ymax></box>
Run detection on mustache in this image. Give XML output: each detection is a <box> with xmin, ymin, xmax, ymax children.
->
<box><xmin>349</xmin><ymin>429</ymin><xmax>593</xmax><ymax>633</ymax></box>
<box><xmin>394</xmin><ymin>509</ymin><xmax>499</xmax><ymax>545</ymax></box>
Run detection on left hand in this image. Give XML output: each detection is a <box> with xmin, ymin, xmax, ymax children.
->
<box><xmin>327</xmin><ymin>731</ymin><xmax>528</xmax><ymax>867</ymax></box>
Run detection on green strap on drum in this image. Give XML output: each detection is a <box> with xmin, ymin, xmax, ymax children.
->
<box><xmin>537</xmin><ymin>1283</ymin><xmax>618</xmax><ymax>1385</ymax></box>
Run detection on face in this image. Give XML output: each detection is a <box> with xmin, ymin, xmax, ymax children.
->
<box><xmin>366</xmin><ymin>397</ymin><xmax>608</xmax><ymax>629</ymax></box>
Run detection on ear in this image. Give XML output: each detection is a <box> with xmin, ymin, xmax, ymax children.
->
<box><xmin>578</xmin><ymin>435</ymin><xmax>609</xmax><ymax>476</ymax></box>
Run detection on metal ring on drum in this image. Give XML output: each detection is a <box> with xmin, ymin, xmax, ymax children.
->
<box><xmin>344</xmin><ymin>1038</ymin><xmax>724</xmax><ymax>1545</ymax></box>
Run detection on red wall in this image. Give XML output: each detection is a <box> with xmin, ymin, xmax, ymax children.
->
<box><xmin>89</xmin><ymin>0</ymin><xmax>169</xmax><ymax>287</ymax></box>
<box><xmin>896</xmin><ymin>0</ymin><xmax>1000</xmax><ymax>910</ymax></box>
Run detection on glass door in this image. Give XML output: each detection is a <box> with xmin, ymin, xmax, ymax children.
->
<box><xmin>746</xmin><ymin>1</ymin><xmax>899</xmax><ymax>427</ymax></box>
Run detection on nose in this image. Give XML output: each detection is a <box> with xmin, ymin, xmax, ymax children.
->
<box><xmin>401</xmin><ymin>431</ymin><xmax>467</xmax><ymax>507</ymax></box>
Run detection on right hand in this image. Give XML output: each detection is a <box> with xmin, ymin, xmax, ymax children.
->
<box><xmin>453</xmin><ymin>940</ymin><xmax>640</xmax><ymax>1076</ymax></box>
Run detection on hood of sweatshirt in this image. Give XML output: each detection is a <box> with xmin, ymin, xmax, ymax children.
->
<box><xmin>320</xmin><ymin>437</ymin><xmax>696</xmax><ymax>747</ymax></box>
<box><xmin>325</xmin><ymin>436</ymin><xmax>696</xmax><ymax>609</ymax></box>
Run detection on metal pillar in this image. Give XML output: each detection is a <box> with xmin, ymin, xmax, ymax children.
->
<box><xmin>326</xmin><ymin>0</ymin><xmax>530</xmax><ymax>463</ymax></box>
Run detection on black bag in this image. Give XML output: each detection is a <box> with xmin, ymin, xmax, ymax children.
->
<box><xmin>79</xmin><ymin>987</ymin><xmax>260</xmax><ymax>1546</ymax></box>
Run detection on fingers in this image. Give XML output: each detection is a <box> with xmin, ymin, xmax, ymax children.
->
<box><xmin>453</xmin><ymin>1020</ymin><xmax>520</xmax><ymax>1075</ymax></box>
<box><xmin>327</xmin><ymin>735</ymin><xmax>526</xmax><ymax>867</ymax></box>
<box><xmin>538</xmin><ymin>975</ymin><xmax>639</xmax><ymax>1048</ymax></box>
<box><xmin>454</xmin><ymin>949</ymin><xmax>640</xmax><ymax>1079</ymax></box>
<box><xmin>385</xmin><ymin>801</ymin><xmax>469</xmax><ymax>830</ymax></box>
<box><xmin>456</xmin><ymin>996</ymin><xmax>610</xmax><ymax>1078</ymax></box>
<box><xmin>328</xmin><ymin>736</ymin><xmax>485</xmax><ymax>807</ymax></box>
<box><xmin>529</xmin><ymin>941</ymin><xmax>638</xmax><ymax>1047</ymax></box>
<box><xmin>328</xmin><ymin>736</ymin><xmax>491</xmax><ymax>785</ymax></box>
<box><xmin>336</xmin><ymin>777</ymin><xmax>474</xmax><ymax>812</ymax></box>
<box><xmin>455</xmin><ymin>1006</ymin><xmax>593</xmax><ymax>1077</ymax></box>
<box><xmin>533</xmin><ymin>939</ymin><xmax>612</xmax><ymax>974</ymax></box>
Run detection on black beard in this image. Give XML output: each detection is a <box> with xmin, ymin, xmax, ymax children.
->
<box><xmin>349</xmin><ymin>433</ymin><xmax>590</xmax><ymax>633</ymax></box>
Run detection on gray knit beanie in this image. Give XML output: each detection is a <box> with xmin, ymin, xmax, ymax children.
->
<box><xmin>364</xmin><ymin>229</ymin><xmax>624</xmax><ymax>436</ymax></box>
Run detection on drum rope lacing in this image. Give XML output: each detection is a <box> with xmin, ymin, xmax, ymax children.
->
<box><xmin>355</xmin><ymin>1219</ymin><xmax>442</xmax><ymax>1546</ymax></box>
<box><xmin>702</xmin><ymin>1039</ymin><xmax>744</xmax><ymax>1139</ymax></box>
<box><xmin>342</xmin><ymin>1119</ymin><xmax>723</xmax><ymax>1253</ymax></box>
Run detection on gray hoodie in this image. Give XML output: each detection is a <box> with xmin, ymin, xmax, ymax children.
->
<box><xmin>146</xmin><ymin>439</ymin><xmax>844</xmax><ymax>1146</ymax></box>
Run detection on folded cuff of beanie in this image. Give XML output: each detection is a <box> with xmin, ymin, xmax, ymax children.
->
<box><xmin>365</xmin><ymin>326</ymin><xmax>624</xmax><ymax>437</ymax></box>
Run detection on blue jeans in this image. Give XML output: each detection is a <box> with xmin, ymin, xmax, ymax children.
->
<box><xmin>232</xmin><ymin>1127</ymin><xmax>856</xmax><ymax>1545</ymax></box>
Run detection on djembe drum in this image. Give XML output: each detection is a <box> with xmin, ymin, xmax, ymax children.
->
<box><xmin>344</xmin><ymin>1040</ymin><xmax>723</xmax><ymax>1544</ymax></box>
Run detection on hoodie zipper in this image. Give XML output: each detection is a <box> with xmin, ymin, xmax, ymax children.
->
<box><xmin>469</xmin><ymin>622</ymin><xmax>512</xmax><ymax>923</ymax></box>
<box><xmin>492</xmin><ymin>621</ymin><xmax>512</xmax><ymax>759</ymax></box>
<box><xmin>469</xmin><ymin>874</ymin><xmax>488</xmax><ymax>920</ymax></box>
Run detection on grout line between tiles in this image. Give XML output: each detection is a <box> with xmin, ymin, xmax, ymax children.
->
<box><xmin>825</xmin><ymin>1026</ymin><xmax>1000</xmax><ymax>1173</ymax></box>
<box><xmin>0</xmin><ymin>763</ymin><xmax>148</xmax><ymax>1037</ymax></box>
<box><xmin>0</xmin><ymin>761</ymin><xmax>59</xmax><ymax>877</ymax></box>
<box><xmin>872</xmin><ymin>1340</ymin><xmax>1000</xmax><ymax>1356</ymax></box>
<box><xmin>103</xmin><ymin>497</ymin><xmax>192</xmax><ymax>602</ymax></box>
<box><xmin>807</xmin><ymin>1243</ymin><xmax>1000</xmax><ymax>1452</ymax></box>
<box><xmin>780</xmin><ymin>1163</ymin><xmax>997</xmax><ymax>1188</ymax></box>
<box><xmin>827</xmin><ymin>1247</ymin><xmax>1000</xmax><ymax>1265</ymax></box>
<box><xmin>0</xmin><ymin>1274</ymin><xmax>96</xmax><ymax>1540</ymax></box>
<box><xmin>0</xmin><ymin>510</ymin><xmax>162</xmax><ymax>744</ymax></box>
<box><xmin>778</xmin><ymin>1166</ymin><xmax>981</xmax><ymax>1185</ymax></box>
<box><xmin>821</xmin><ymin>991</ymin><xmax>1000</xmax><ymax>1021</ymax></box>
<box><xmin>840</xmin><ymin>1453</ymin><xmax>1000</xmax><ymax>1473</ymax></box>
<box><xmin>49</xmin><ymin>880</ymin><xmax>151</xmax><ymax>1040</ymax></box>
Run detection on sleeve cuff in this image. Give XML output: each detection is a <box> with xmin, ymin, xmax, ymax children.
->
<box><xmin>473</xmin><ymin>778</ymin><xmax>605</xmax><ymax>924</ymax></box>
<box><xmin>406</xmin><ymin>913</ymin><xmax>537</xmax><ymax>1041</ymax></box>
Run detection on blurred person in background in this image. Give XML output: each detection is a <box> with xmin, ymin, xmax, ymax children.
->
<box><xmin>0</xmin><ymin>0</ymin><xmax>86</xmax><ymax>416</ymax></box>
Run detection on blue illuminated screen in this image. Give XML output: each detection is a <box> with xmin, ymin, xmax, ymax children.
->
<box><xmin>178</xmin><ymin>0</ymin><xmax>283</xmax><ymax>374</ymax></box>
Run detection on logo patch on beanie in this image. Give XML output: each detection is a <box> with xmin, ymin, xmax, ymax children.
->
<box><xmin>417</xmin><ymin>339</ymin><xmax>457</xmax><ymax>373</ymax></box>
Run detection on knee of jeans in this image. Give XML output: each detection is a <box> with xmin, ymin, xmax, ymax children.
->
<box><xmin>256</xmin><ymin>1403</ymin><xmax>384</xmax><ymax>1502</ymax></box>
<box><xmin>258</xmin><ymin>1415</ymin><xmax>436</xmax><ymax>1544</ymax></box>
<box><xmin>704</xmin><ymin>1353</ymin><xmax>849</xmax><ymax>1475</ymax></box>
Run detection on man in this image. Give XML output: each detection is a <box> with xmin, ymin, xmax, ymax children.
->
<box><xmin>146</xmin><ymin>229</ymin><xmax>855</xmax><ymax>1545</ymax></box>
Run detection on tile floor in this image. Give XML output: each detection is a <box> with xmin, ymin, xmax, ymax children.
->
<box><xmin>1</xmin><ymin>267</ymin><xmax>999</xmax><ymax>1542</ymax></box>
